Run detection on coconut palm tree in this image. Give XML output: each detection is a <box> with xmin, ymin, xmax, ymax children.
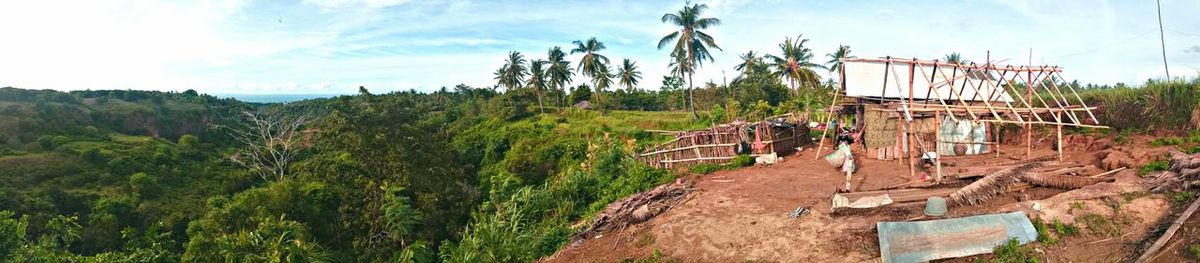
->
<box><xmin>944</xmin><ymin>52</ymin><xmax>966</xmax><ymax>64</ymax></box>
<box><xmin>571</xmin><ymin>38</ymin><xmax>609</xmax><ymax>84</ymax></box>
<box><xmin>616</xmin><ymin>58</ymin><xmax>642</xmax><ymax>91</ymax></box>
<box><xmin>528</xmin><ymin>59</ymin><xmax>548</xmax><ymax>113</ymax></box>
<box><xmin>498</xmin><ymin>51</ymin><xmax>528</xmax><ymax>90</ymax></box>
<box><xmin>735</xmin><ymin>51</ymin><xmax>761</xmax><ymax>77</ymax></box>
<box><xmin>492</xmin><ymin>66</ymin><xmax>506</xmax><ymax>91</ymax></box>
<box><xmin>825</xmin><ymin>45</ymin><xmax>853</xmax><ymax>73</ymax></box>
<box><xmin>593</xmin><ymin>65</ymin><xmax>614</xmax><ymax>104</ymax></box>
<box><xmin>658</xmin><ymin>2</ymin><xmax>722</xmax><ymax>118</ymax></box>
<box><xmin>766</xmin><ymin>35</ymin><xmax>826</xmax><ymax>91</ymax></box>
<box><xmin>547</xmin><ymin>46</ymin><xmax>574</xmax><ymax>106</ymax></box>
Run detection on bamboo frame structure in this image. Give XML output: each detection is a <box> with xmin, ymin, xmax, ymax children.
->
<box><xmin>835</xmin><ymin>57</ymin><xmax>1106</xmax><ymax>181</ymax></box>
<box><xmin>638</xmin><ymin>115</ymin><xmax>809</xmax><ymax>169</ymax></box>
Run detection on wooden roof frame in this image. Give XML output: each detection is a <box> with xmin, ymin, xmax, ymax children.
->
<box><xmin>840</xmin><ymin>57</ymin><xmax>1106</xmax><ymax>129</ymax></box>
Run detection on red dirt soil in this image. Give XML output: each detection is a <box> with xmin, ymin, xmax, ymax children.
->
<box><xmin>544</xmin><ymin>135</ymin><xmax>1186</xmax><ymax>262</ymax></box>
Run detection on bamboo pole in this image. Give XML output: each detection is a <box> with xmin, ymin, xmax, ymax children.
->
<box><xmin>1056</xmin><ymin>71</ymin><xmax>1101</xmax><ymax>125</ymax></box>
<box><xmin>934</xmin><ymin>111</ymin><xmax>943</xmax><ymax>182</ymax></box>
<box><xmin>915</xmin><ymin>63</ymin><xmax>961</xmax><ymax>123</ymax></box>
<box><xmin>1040</xmin><ymin>69</ymin><xmax>1083</xmax><ymax>125</ymax></box>
<box><xmin>814</xmin><ymin>88</ymin><xmax>843</xmax><ymax>160</ymax></box>
<box><xmin>1057</xmin><ymin>112</ymin><xmax>1063</xmax><ymax>161</ymax></box>
<box><xmin>1087</xmin><ymin>167</ymin><xmax>1126</xmax><ymax>178</ymax></box>
<box><xmin>1025</xmin><ymin>123</ymin><xmax>1032</xmax><ymax>159</ymax></box>
<box><xmin>983</xmin><ymin>69</ymin><xmax>1028</xmax><ymax>123</ymax></box>
<box><xmin>1004</xmin><ymin>66</ymin><xmax>1046</xmax><ymax>123</ymax></box>
<box><xmin>1135</xmin><ymin>197</ymin><xmax>1200</xmax><ymax>263</ymax></box>
<box><xmin>1015</xmin><ymin>69</ymin><xmax>1064</xmax><ymax>125</ymax></box>
<box><xmin>843</xmin><ymin>57</ymin><xmax>1063</xmax><ymax>72</ymax></box>
<box><xmin>907</xmin><ymin>61</ymin><xmax>916</xmax><ymax>179</ymax></box>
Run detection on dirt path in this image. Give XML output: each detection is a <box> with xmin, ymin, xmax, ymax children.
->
<box><xmin>546</xmin><ymin>140</ymin><xmax>1179</xmax><ymax>262</ymax></box>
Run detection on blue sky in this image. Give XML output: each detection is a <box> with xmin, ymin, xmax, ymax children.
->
<box><xmin>1</xmin><ymin>0</ymin><xmax>1198</xmax><ymax>94</ymax></box>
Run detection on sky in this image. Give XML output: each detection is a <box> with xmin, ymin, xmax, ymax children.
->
<box><xmin>1</xmin><ymin>0</ymin><xmax>1198</xmax><ymax>95</ymax></box>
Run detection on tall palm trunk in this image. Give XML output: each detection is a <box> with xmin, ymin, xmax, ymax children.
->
<box><xmin>688</xmin><ymin>72</ymin><xmax>698</xmax><ymax>119</ymax></box>
<box><xmin>535</xmin><ymin>87</ymin><xmax>545</xmax><ymax>113</ymax></box>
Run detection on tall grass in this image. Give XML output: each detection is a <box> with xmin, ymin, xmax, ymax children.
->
<box><xmin>1075</xmin><ymin>78</ymin><xmax>1200</xmax><ymax>131</ymax></box>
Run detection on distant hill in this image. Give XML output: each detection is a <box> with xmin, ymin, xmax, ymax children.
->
<box><xmin>215</xmin><ymin>93</ymin><xmax>345</xmax><ymax>103</ymax></box>
<box><xmin>0</xmin><ymin>87</ymin><xmax>251</xmax><ymax>145</ymax></box>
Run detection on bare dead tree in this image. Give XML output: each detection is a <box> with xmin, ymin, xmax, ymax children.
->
<box><xmin>228</xmin><ymin>111</ymin><xmax>309</xmax><ymax>182</ymax></box>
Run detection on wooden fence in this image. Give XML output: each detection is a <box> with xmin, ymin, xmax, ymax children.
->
<box><xmin>638</xmin><ymin>117</ymin><xmax>809</xmax><ymax>169</ymax></box>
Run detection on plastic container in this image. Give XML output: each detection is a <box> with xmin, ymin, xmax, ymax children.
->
<box><xmin>924</xmin><ymin>197</ymin><xmax>948</xmax><ymax>217</ymax></box>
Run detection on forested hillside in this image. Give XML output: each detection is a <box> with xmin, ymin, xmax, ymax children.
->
<box><xmin>0</xmin><ymin>85</ymin><xmax>752</xmax><ymax>262</ymax></box>
<box><xmin>2</xmin><ymin>73</ymin><xmax>1197</xmax><ymax>262</ymax></box>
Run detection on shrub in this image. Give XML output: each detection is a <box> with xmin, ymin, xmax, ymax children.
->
<box><xmin>688</xmin><ymin>155</ymin><xmax>754</xmax><ymax>175</ymax></box>
<box><xmin>688</xmin><ymin>163</ymin><xmax>724</xmax><ymax>175</ymax></box>
<box><xmin>1188</xmin><ymin>242</ymin><xmax>1200</xmax><ymax>260</ymax></box>
<box><xmin>1052</xmin><ymin>219</ymin><xmax>1078</xmax><ymax>236</ymax></box>
<box><xmin>1076</xmin><ymin>214</ymin><xmax>1121</xmax><ymax>236</ymax></box>
<box><xmin>1140</xmin><ymin>159</ymin><xmax>1170</xmax><ymax>175</ymax></box>
<box><xmin>1170</xmin><ymin>191</ymin><xmax>1196</xmax><ymax>206</ymax></box>
<box><xmin>1031</xmin><ymin>218</ymin><xmax>1057</xmax><ymax>245</ymax></box>
<box><xmin>992</xmin><ymin>238</ymin><xmax>1039</xmax><ymax>263</ymax></box>
<box><xmin>1150</xmin><ymin>137</ymin><xmax>1183</xmax><ymax>146</ymax></box>
<box><xmin>729</xmin><ymin>154</ymin><xmax>755</xmax><ymax>168</ymax></box>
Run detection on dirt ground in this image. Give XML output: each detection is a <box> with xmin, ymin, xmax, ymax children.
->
<box><xmin>544</xmin><ymin>136</ymin><xmax>1190</xmax><ymax>263</ymax></box>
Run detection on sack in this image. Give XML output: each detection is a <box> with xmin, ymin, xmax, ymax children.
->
<box><xmin>824</xmin><ymin>144</ymin><xmax>853</xmax><ymax>167</ymax></box>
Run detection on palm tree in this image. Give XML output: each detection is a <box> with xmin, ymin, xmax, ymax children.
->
<box><xmin>616</xmin><ymin>58</ymin><xmax>642</xmax><ymax>91</ymax></box>
<box><xmin>944</xmin><ymin>52</ymin><xmax>966</xmax><ymax>64</ymax></box>
<box><xmin>547</xmin><ymin>47</ymin><xmax>574</xmax><ymax>107</ymax></box>
<box><xmin>825</xmin><ymin>45</ymin><xmax>853</xmax><ymax>73</ymax></box>
<box><xmin>492</xmin><ymin>66</ymin><xmax>506</xmax><ymax>91</ymax></box>
<box><xmin>528</xmin><ymin>59</ymin><xmax>548</xmax><ymax>113</ymax></box>
<box><xmin>658</xmin><ymin>2</ymin><xmax>722</xmax><ymax>118</ymax></box>
<box><xmin>498</xmin><ymin>51</ymin><xmax>528</xmax><ymax>90</ymax></box>
<box><xmin>571</xmin><ymin>38</ymin><xmax>609</xmax><ymax>84</ymax></box>
<box><xmin>593</xmin><ymin>65</ymin><xmax>614</xmax><ymax>104</ymax></box>
<box><xmin>766</xmin><ymin>35</ymin><xmax>826</xmax><ymax>91</ymax></box>
<box><xmin>735</xmin><ymin>51</ymin><xmax>760</xmax><ymax>77</ymax></box>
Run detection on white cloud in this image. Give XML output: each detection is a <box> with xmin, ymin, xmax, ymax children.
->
<box><xmin>303</xmin><ymin>0</ymin><xmax>411</xmax><ymax>9</ymax></box>
<box><xmin>0</xmin><ymin>0</ymin><xmax>1195</xmax><ymax>94</ymax></box>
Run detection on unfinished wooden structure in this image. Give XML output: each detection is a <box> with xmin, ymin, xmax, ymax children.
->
<box><xmin>814</xmin><ymin>57</ymin><xmax>1105</xmax><ymax>181</ymax></box>
<box><xmin>638</xmin><ymin>115</ymin><xmax>808</xmax><ymax>169</ymax></box>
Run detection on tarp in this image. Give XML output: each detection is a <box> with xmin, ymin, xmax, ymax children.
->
<box><xmin>877</xmin><ymin>211</ymin><xmax>1038</xmax><ymax>263</ymax></box>
<box><xmin>844</xmin><ymin>61</ymin><xmax>1015</xmax><ymax>102</ymax></box>
<box><xmin>937</xmin><ymin>116</ymin><xmax>988</xmax><ymax>156</ymax></box>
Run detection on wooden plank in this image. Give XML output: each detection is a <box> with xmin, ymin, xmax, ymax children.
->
<box><xmin>840</xmin><ymin>187</ymin><xmax>960</xmax><ymax>203</ymax></box>
<box><xmin>1135</xmin><ymin>197</ymin><xmax>1200</xmax><ymax>263</ymax></box>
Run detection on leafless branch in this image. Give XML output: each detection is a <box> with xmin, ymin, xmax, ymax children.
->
<box><xmin>227</xmin><ymin>111</ymin><xmax>309</xmax><ymax>182</ymax></box>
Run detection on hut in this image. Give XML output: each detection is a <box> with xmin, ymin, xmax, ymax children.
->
<box><xmin>638</xmin><ymin>114</ymin><xmax>809</xmax><ymax>169</ymax></box>
<box><xmin>814</xmin><ymin>57</ymin><xmax>1105</xmax><ymax>181</ymax></box>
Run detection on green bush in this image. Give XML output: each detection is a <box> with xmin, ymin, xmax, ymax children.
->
<box><xmin>1188</xmin><ymin>242</ymin><xmax>1200</xmax><ymax>260</ymax></box>
<box><xmin>1031</xmin><ymin>218</ymin><xmax>1056</xmax><ymax>245</ymax></box>
<box><xmin>992</xmin><ymin>238</ymin><xmax>1039</xmax><ymax>263</ymax></box>
<box><xmin>688</xmin><ymin>163</ymin><xmax>724</xmax><ymax>175</ymax></box>
<box><xmin>1052</xmin><ymin>219</ymin><xmax>1078</xmax><ymax>236</ymax></box>
<box><xmin>688</xmin><ymin>155</ymin><xmax>754</xmax><ymax>175</ymax></box>
<box><xmin>1140</xmin><ymin>159</ymin><xmax>1170</xmax><ymax>175</ymax></box>
<box><xmin>1170</xmin><ymin>191</ymin><xmax>1196</xmax><ymax>206</ymax></box>
<box><xmin>1151</xmin><ymin>137</ymin><xmax>1183</xmax><ymax>146</ymax></box>
<box><xmin>729</xmin><ymin>154</ymin><xmax>755</xmax><ymax>168</ymax></box>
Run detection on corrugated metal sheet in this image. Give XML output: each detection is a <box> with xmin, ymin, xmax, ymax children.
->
<box><xmin>877</xmin><ymin>211</ymin><xmax>1038</xmax><ymax>263</ymax></box>
<box><xmin>844</xmin><ymin>61</ymin><xmax>1014</xmax><ymax>102</ymax></box>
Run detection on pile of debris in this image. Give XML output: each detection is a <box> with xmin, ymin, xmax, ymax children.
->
<box><xmin>833</xmin><ymin>155</ymin><xmax>1118</xmax><ymax>212</ymax></box>
<box><xmin>949</xmin><ymin>159</ymin><xmax>1114</xmax><ymax>206</ymax></box>
<box><xmin>572</xmin><ymin>179</ymin><xmax>693</xmax><ymax>243</ymax></box>
<box><xmin>1145</xmin><ymin>149</ymin><xmax>1200</xmax><ymax>192</ymax></box>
